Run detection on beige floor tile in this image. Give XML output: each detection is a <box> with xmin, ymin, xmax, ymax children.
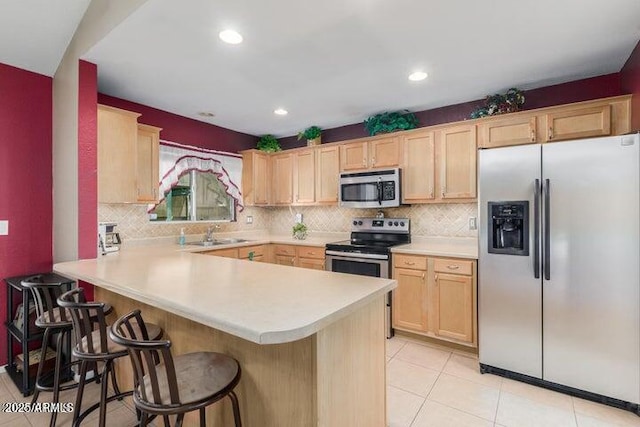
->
<box><xmin>500</xmin><ymin>378</ymin><xmax>573</xmax><ymax>411</ymax></box>
<box><xmin>82</xmin><ymin>403</ymin><xmax>139</xmax><ymax>427</ymax></box>
<box><xmin>573</xmin><ymin>397</ymin><xmax>640</xmax><ymax>427</ymax></box>
<box><xmin>0</xmin><ymin>413</ymin><xmax>30</xmax><ymax>427</ymax></box>
<box><xmin>387</xmin><ymin>337</ymin><xmax>407</xmax><ymax>358</ymax></box>
<box><xmin>411</xmin><ymin>400</ymin><xmax>493</xmax><ymax>427</ymax></box>
<box><xmin>575</xmin><ymin>412</ymin><xmax>638</xmax><ymax>427</ymax></box>
<box><xmin>496</xmin><ymin>391</ymin><xmax>577</xmax><ymax>427</ymax></box>
<box><xmin>428</xmin><ymin>373</ymin><xmax>499</xmax><ymax>422</ymax></box>
<box><xmin>395</xmin><ymin>342</ymin><xmax>451</xmax><ymax>372</ymax></box>
<box><xmin>387</xmin><ymin>385</ymin><xmax>425</xmax><ymax>427</ymax></box>
<box><xmin>387</xmin><ymin>359</ymin><xmax>440</xmax><ymax>397</ymax></box>
<box><xmin>443</xmin><ymin>354</ymin><xmax>502</xmax><ymax>389</ymax></box>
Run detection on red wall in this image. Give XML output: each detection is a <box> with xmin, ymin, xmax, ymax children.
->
<box><xmin>279</xmin><ymin>73</ymin><xmax>623</xmax><ymax>149</ymax></box>
<box><xmin>97</xmin><ymin>94</ymin><xmax>258</xmax><ymax>153</ymax></box>
<box><xmin>0</xmin><ymin>63</ymin><xmax>53</xmax><ymax>365</ymax></box>
<box><xmin>621</xmin><ymin>40</ymin><xmax>640</xmax><ymax>131</ymax></box>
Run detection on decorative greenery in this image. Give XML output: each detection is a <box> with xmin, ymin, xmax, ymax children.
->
<box><xmin>297</xmin><ymin>126</ymin><xmax>322</xmax><ymax>141</ymax></box>
<box><xmin>470</xmin><ymin>88</ymin><xmax>525</xmax><ymax>119</ymax></box>
<box><xmin>364</xmin><ymin>110</ymin><xmax>418</xmax><ymax>136</ymax></box>
<box><xmin>256</xmin><ymin>134</ymin><xmax>281</xmax><ymax>152</ymax></box>
<box><xmin>292</xmin><ymin>222</ymin><xmax>308</xmax><ymax>240</ymax></box>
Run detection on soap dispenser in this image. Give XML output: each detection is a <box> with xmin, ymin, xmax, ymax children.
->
<box><xmin>179</xmin><ymin>228</ymin><xmax>186</xmax><ymax>245</ymax></box>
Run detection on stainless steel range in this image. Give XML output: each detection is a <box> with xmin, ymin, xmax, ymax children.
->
<box><xmin>325</xmin><ymin>217</ymin><xmax>410</xmax><ymax>338</ymax></box>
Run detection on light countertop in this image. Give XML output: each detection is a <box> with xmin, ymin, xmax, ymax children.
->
<box><xmin>54</xmin><ymin>240</ymin><xmax>394</xmax><ymax>345</ymax></box>
<box><xmin>392</xmin><ymin>237</ymin><xmax>478</xmax><ymax>259</ymax></box>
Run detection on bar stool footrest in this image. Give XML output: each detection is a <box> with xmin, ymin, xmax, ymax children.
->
<box><xmin>72</xmin><ymin>389</ymin><xmax>134</xmax><ymax>427</ymax></box>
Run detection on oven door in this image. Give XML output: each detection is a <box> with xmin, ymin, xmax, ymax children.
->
<box><xmin>325</xmin><ymin>251</ymin><xmax>389</xmax><ymax>278</ymax></box>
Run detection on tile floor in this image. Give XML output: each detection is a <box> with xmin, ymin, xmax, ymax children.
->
<box><xmin>0</xmin><ymin>337</ymin><xmax>639</xmax><ymax>426</ymax></box>
<box><xmin>386</xmin><ymin>335</ymin><xmax>640</xmax><ymax>427</ymax></box>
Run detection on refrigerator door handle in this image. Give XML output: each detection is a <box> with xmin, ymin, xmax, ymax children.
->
<box><xmin>534</xmin><ymin>179</ymin><xmax>540</xmax><ymax>279</ymax></box>
<box><xmin>544</xmin><ymin>178</ymin><xmax>551</xmax><ymax>280</ymax></box>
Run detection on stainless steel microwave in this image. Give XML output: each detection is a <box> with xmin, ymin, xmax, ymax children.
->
<box><xmin>339</xmin><ymin>168</ymin><xmax>401</xmax><ymax>208</ymax></box>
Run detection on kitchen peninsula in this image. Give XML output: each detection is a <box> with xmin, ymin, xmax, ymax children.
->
<box><xmin>54</xmin><ymin>243</ymin><xmax>395</xmax><ymax>427</ymax></box>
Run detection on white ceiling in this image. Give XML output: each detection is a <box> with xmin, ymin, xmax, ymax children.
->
<box><xmin>0</xmin><ymin>0</ymin><xmax>91</xmax><ymax>76</ymax></box>
<box><xmin>84</xmin><ymin>0</ymin><xmax>640</xmax><ymax>138</ymax></box>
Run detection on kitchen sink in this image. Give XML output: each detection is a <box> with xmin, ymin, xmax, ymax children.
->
<box><xmin>214</xmin><ymin>238</ymin><xmax>251</xmax><ymax>244</ymax></box>
<box><xmin>187</xmin><ymin>238</ymin><xmax>252</xmax><ymax>246</ymax></box>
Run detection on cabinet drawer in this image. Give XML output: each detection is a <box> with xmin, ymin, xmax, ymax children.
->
<box><xmin>273</xmin><ymin>244</ymin><xmax>296</xmax><ymax>256</ymax></box>
<box><xmin>202</xmin><ymin>248</ymin><xmax>238</xmax><ymax>259</ymax></box>
<box><xmin>297</xmin><ymin>245</ymin><xmax>324</xmax><ymax>259</ymax></box>
<box><xmin>238</xmin><ymin>245</ymin><xmax>265</xmax><ymax>259</ymax></box>
<box><xmin>393</xmin><ymin>254</ymin><xmax>427</xmax><ymax>270</ymax></box>
<box><xmin>433</xmin><ymin>259</ymin><xmax>473</xmax><ymax>276</ymax></box>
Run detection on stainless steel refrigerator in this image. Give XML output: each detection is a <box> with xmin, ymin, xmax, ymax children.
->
<box><xmin>478</xmin><ymin>133</ymin><xmax>640</xmax><ymax>409</ymax></box>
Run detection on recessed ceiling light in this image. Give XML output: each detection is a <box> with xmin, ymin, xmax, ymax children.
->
<box><xmin>219</xmin><ymin>29</ymin><xmax>243</xmax><ymax>44</ymax></box>
<box><xmin>198</xmin><ymin>112</ymin><xmax>215</xmax><ymax>117</ymax></box>
<box><xmin>408</xmin><ymin>71</ymin><xmax>428</xmax><ymax>82</ymax></box>
<box><xmin>274</xmin><ymin>108</ymin><xmax>288</xmax><ymax>116</ymax></box>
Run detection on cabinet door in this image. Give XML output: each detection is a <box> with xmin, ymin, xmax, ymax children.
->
<box><xmin>401</xmin><ymin>131</ymin><xmax>435</xmax><ymax>202</ymax></box>
<box><xmin>392</xmin><ymin>268</ymin><xmax>428</xmax><ymax>332</ymax></box>
<box><xmin>274</xmin><ymin>254</ymin><xmax>296</xmax><ymax>266</ymax></box>
<box><xmin>370</xmin><ymin>136</ymin><xmax>400</xmax><ymax>169</ymax></box>
<box><xmin>136</xmin><ymin>124</ymin><xmax>161</xmax><ymax>202</ymax></box>
<box><xmin>433</xmin><ymin>273</ymin><xmax>473</xmax><ymax>343</ymax></box>
<box><xmin>98</xmin><ymin>105</ymin><xmax>141</xmax><ymax>203</ymax></box>
<box><xmin>272</xmin><ymin>153</ymin><xmax>293</xmax><ymax>204</ymax></box>
<box><xmin>478</xmin><ymin>115</ymin><xmax>537</xmax><ymax>148</ymax></box>
<box><xmin>203</xmin><ymin>248</ymin><xmax>238</xmax><ymax>258</ymax></box>
<box><xmin>316</xmin><ymin>146</ymin><xmax>340</xmax><ymax>204</ymax></box>
<box><xmin>340</xmin><ymin>141</ymin><xmax>368</xmax><ymax>171</ymax></box>
<box><xmin>298</xmin><ymin>257</ymin><xmax>324</xmax><ymax>270</ymax></box>
<box><xmin>545</xmin><ymin>105</ymin><xmax>611</xmax><ymax>142</ymax></box>
<box><xmin>438</xmin><ymin>125</ymin><xmax>477</xmax><ymax>199</ymax></box>
<box><xmin>293</xmin><ymin>149</ymin><xmax>315</xmax><ymax>205</ymax></box>
<box><xmin>253</xmin><ymin>152</ymin><xmax>271</xmax><ymax>205</ymax></box>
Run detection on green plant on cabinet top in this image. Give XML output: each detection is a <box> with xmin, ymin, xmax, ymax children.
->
<box><xmin>364</xmin><ymin>110</ymin><xmax>418</xmax><ymax>136</ymax></box>
<box><xmin>257</xmin><ymin>134</ymin><xmax>281</xmax><ymax>152</ymax></box>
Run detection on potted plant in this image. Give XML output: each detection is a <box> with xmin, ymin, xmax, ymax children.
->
<box><xmin>470</xmin><ymin>88</ymin><xmax>525</xmax><ymax>119</ymax></box>
<box><xmin>297</xmin><ymin>126</ymin><xmax>322</xmax><ymax>146</ymax></box>
<box><xmin>292</xmin><ymin>222</ymin><xmax>308</xmax><ymax>240</ymax></box>
<box><xmin>256</xmin><ymin>134</ymin><xmax>281</xmax><ymax>152</ymax></box>
<box><xmin>364</xmin><ymin>110</ymin><xmax>418</xmax><ymax>136</ymax></box>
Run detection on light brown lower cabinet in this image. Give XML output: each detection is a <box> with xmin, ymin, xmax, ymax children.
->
<box><xmin>392</xmin><ymin>254</ymin><xmax>477</xmax><ymax>347</ymax></box>
<box><xmin>238</xmin><ymin>245</ymin><xmax>266</xmax><ymax>262</ymax></box>
<box><xmin>202</xmin><ymin>248</ymin><xmax>238</xmax><ymax>259</ymax></box>
<box><xmin>274</xmin><ymin>254</ymin><xmax>296</xmax><ymax>266</ymax></box>
<box><xmin>271</xmin><ymin>244</ymin><xmax>325</xmax><ymax>270</ymax></box>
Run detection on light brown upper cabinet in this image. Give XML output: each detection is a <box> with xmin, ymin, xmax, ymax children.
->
<box><xmin>293</xmin><ymin>148</ymin><xmax>315</xmax><ymax>205</ymax></box>
<box><xmin>98</xmin><ymin>105</ymin><xmax>141</xmax><ymax>203</ymax></box>
<box><xmin>438</xmin><ymin>124</ymin><xmax>477</xmax><ymax>200</ymax></box>
<box><xmin>545</xmin><ymin>104</ymin><xmax>611</xmax><ymax>142</ymax></box>
<box><xmin>315</xmin><ymin>145</ymin><xmax>340</xmax><ymax>204</ymax></box>
<box><xmin>340</xmin><ymin>136</ymin><xmax>400</xmax><ymax>171</ymax></box>
<box><xmin>136</xmin><ymin>124</ymin><xmax>162</xmax><ymax>203</ymax></box>
<box><xmin>241</xmin><ymin>150</ymin><xmax>271</xmax><ymax>206</ymax></box>
<box><xmin>478</xmin><ymin>115</ymin><xmax>538</xmax><ymax>149</ymax></box>
<box><xmin>272</xmin><ymin>153</ymin><xmax>293</xmax><ymax>205</ymax></box>
<box><xmin>401</xmin><ymin>130</ymin><xmax>436</xmax><ymax>203</ymax></box>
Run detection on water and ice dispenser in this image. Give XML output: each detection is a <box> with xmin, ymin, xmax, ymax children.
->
<box><xmin>488</xmin><ymin>201</ymin><xmax>529</xmax><ymax>256</ymax></box>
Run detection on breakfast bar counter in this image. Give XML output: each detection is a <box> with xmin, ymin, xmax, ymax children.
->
<box><xmin>54</xmin><ymin>245</ymin><xmax>394</xmax><ymax>426</ymax></box>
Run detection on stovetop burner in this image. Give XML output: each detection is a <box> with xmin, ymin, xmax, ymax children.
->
<box><xmin>326</xmin><ymin>217</ymin><xmax>410</xmax><ymax>255</ymax></box>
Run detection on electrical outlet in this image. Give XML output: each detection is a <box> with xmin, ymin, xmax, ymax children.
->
<box><xmin>0</xmin><ymin>220</ymin><xmax>8</xmax><ymax>236</ymax></box>
<box><xmin>295</xmin><ymin>213</ymin><xmax>303</xmax><ymax>223</ymax></box>
<box><xmin>246</xmin><ymin>215</ymin><xmax>253</xmax><ymax>224</ymax></box>
<box><xmin>468</xmin><ymin>217</ymin><xmax>477</xmax><ymax>230</ymax></box>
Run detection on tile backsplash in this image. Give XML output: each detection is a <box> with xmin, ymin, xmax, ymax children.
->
<box><xmin>99</xmin><ymin>203</ymin><xmax>478</xmax><ymax>241</ymax></box>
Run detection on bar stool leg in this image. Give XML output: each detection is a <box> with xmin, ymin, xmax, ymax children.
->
<box><xmin>98</xmin><ymin>361</ymin><xmax>111</xmax><ymax>427</ymax></box>
<box><xmin>49</xmin><ymin>330</ymin><xmax>65</xmax><ymax>427</ymax></box>
<box><xmin>175</xmin><ymin>413</ymin><xmax>184</xmax><ymax>427</ymax></box>
<box><xmin>199</xmin><ymin>407</ymin><xmax>206</xmax><ymax>427</ymax></box>
<box><xmin>30</xmin><ymin>326</ymin><xmax>51</xmax><ymax>404</ymax></box>
<box><xmin>139</xmin><ymin>412</ymin><xmax>148</xmax><ymax>427</ymax></box>
<box><xmin>73</xmin><ymin>360</ymin><xmax>88</xmax><ymax>426</ymax></box>
<box><xmin>229</xmin><ymin>391</ymin><xmax>242</xmax><ymax>427</ymax></box>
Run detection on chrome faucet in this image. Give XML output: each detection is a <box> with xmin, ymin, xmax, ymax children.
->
<box><xmin>204</xmin><ymin>225</ymin><xmax>220</xmax><ymax>242</ymax></box>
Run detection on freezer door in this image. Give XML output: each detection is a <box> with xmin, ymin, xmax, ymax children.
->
<box><xmin>479</xmin><ymin>144</ymin><xmax>543</xmax><ymax>378</ymax></box>
<box><xmin>542</xmin><ymin>134</ymin><xmax>640</xmax><ymax>403</ymax></box>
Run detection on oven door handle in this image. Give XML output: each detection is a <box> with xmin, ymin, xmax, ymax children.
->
<box><xmin>325</xmin><ymin>250</ymin><xmax>389</xmax><ymax>261</ymax></box>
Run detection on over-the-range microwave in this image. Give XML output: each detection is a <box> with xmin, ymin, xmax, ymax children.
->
<box><xmin>339</xmin><ymin>168</ymin><xmax>401</xmax><ymax>208</ymax></box>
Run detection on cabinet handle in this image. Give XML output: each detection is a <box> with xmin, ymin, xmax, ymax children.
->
<box><xmin>548</xmin><ymin>127</ymin><xmax>554</xmax><ymax>140</ymax></box>
<box><xmin>441</xmin><ymin>186</ymin><xmax>445</xmax><ymax>197</ymax></box>
<box><xmin>429</xmin><ymin>187</ymin><xmax>434</xmax><ymax>198</ymax></box>
<box><xmin>404</xmin><ymin>261</ymin><xmax>415</xmax><ymax>265</ymax></box>
<box><xmin>447</xmin><ymin>265</ymin><xmax>460</xmax><ymax>270</ymax></box>
<box><xmin>372</xmin><ymin>157</ymin><xmax>376</xmax><ymax>166</ymax></box>
<box><xmin>363</xmin><ymin>158</ymin><xmax>366</xmax><ymax>166</ymax></box>
<box><xmin>435</xmin><ymin>274</ymin><xmax>438</xmax><ymax>281</ymax></box>
<box><xmin>421</xmin><ymin>272</ymin><xmax>425</xmax><ymax>279</ymax></box>
<box><xmin>530</xmin><ymin>129</ymin><xmax>536</xmax><ymax>142</ymax></box>
<box><xmin>291</xmin><ymin>258</ymin><xmax>295</xmax><ymax>264</ymax></box>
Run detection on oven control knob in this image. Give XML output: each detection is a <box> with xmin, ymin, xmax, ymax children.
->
<box><xmin>394</xmin><ymin>221</ymin><xmax>399</xmax><ymax>226</ymax></box>
<box><xmin>353</xmin><ymin>221</ymin><xmax>358</xmax><ymax>226</ymax></box>
<box><xmin>388</xmin><ymin>221</ymin><xmax>392</xmax><ymax>226</ymax></box>
<box><xmin>357</xmin><ymin>221</ymin><xmax>363</xmax><ymax>225</ymax></box>
<box><xmin>400</xmin><ymin>221</ymin><xmax>405</xmax><ymax>227</ymax></box>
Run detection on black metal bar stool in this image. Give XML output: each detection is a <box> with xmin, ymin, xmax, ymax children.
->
<box><xmin>57</xmin><ymin>288</ymin><xmax>162</xmax><ymax>427</ymax></box>
<box><xmin>109</xmin><ymin>309</ymin><xmax>242</xmax><ymax>427</ymax></box>
<box><xmin>22</xmin><ymin>276</ymin><xmax>77</xmax><ymax>427</ymax></box>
